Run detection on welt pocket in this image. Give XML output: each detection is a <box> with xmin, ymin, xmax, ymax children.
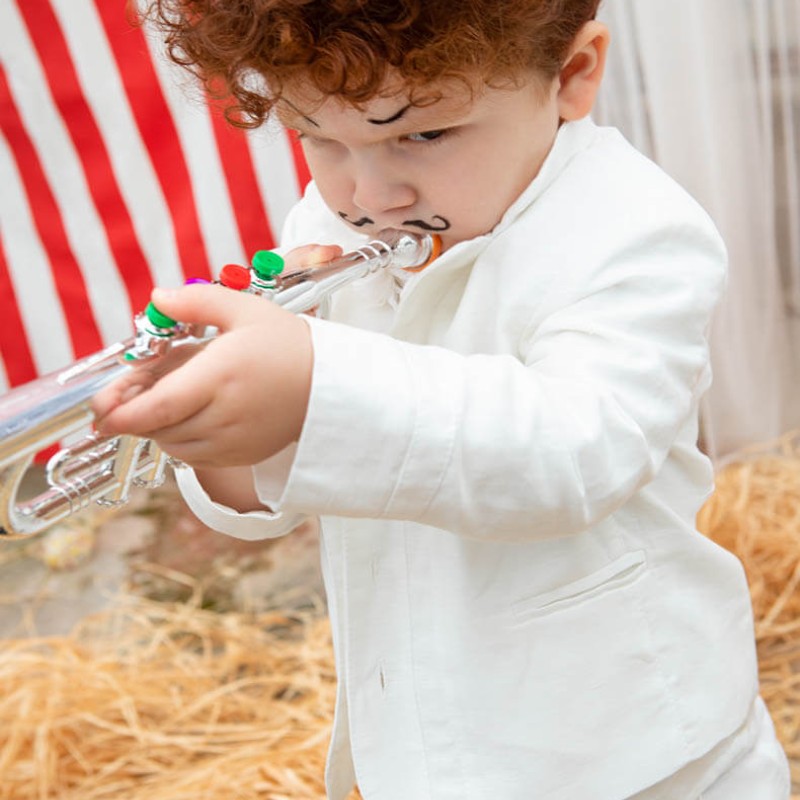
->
<box><xmin>511</xmin><ymin>550</ymin><xmax>647</xmax><ymax>621</ymax></box>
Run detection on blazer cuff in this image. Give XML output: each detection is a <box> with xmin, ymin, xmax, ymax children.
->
<box><xmin>174</xmin><ymin>466</ymin><xmax>302</xmax><ymax>541</ymax></box>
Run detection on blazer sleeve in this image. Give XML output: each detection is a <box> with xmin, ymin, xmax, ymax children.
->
<box><xmin>265</xmin><ymin>222</ymin><xmax>726</xmax><ymax>541</ymax></box>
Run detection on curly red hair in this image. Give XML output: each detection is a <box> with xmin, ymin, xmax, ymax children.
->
<box><xmin>143</xmin><ymin>0</ymin><xmax>602</xmax><ymax>127</ymax></box>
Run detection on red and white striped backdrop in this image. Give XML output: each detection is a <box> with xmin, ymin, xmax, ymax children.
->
<box><xmin>0</xmin><ymin>0</ymin><xmax>311</xmax><ymax>393</ymax></box>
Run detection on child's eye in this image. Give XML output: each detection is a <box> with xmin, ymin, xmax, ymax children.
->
<box><xmin>404</xmin><ymin>129</ymin><xmax>447</xmax><ymax>143</ymax></box>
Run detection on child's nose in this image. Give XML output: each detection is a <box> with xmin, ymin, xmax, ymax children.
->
<box><xmin>351</xmin><ymin>160</ymin><xmax>416</xmax><ymax>215</ymax></box>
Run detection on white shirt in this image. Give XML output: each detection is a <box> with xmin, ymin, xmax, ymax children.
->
<box><xmin>177</xmin><ymin>118</ymin><xmax>761</xmax><ymax>799</ymax></box>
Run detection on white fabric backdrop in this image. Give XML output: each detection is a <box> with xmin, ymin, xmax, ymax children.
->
<box><xmin>4</xmin><ymin>1</ymin><xmax>799</xmax><ymax>460</ymax></box>
<box><xmin>595</xmin><ymin>0</ymin><xmax>800</xmax><ymax>457</ymax></box>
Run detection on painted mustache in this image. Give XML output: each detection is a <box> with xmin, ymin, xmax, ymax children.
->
<box><xmin>402</xmin><ymin>215</ymin><xmax>450</xmax><ymax>232</ymax></box>
<box><xmin>339</xmin><ymin>212</ymin><xmax>451</xmax><ymax>232</ymax></box>
<box><xmin>339</xmin><ymin>213</ymin><xmax>373</xmax><ymax>227</ymax></box>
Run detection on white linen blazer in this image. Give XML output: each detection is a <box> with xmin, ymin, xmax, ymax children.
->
<box><xmin>177</xmin><ymin>118</ymin><xmax>760</xmax><ymax>799</ymax></box>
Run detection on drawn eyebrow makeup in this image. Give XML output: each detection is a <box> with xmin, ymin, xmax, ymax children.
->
<box><xmin>280</xmin><ymin>99</ymin><xmax>418</xmax><ymax>131</ymax></box>
<box><xmin>366</xmin><ymin>104</ymin><xmax>412</xmax><ymax>125</ymax></box>
<box><xmin>278</xmin><ymin>98</ymin><xmax>321</xmax><ymax>129</ymax></box>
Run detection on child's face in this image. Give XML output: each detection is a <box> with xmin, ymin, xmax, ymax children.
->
<box><xmin>279</xmin><ymin>71</ymin><xmax>562</xmax><ymax>251</ymax></box>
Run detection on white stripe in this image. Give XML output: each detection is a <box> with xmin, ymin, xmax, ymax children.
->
<box><xmin>0</xmin><ymin>133</ymin><xmax>73</xmax><ymax>375</ymax></box>
<box><xmin>1</xmin><ymin>2</ymin><xmax>134</xmax><ymax>346</ymax></box>
<box><xmin>50</xmin><ymin>0</ymin><xmax>184</xmax><ymax>290</ymax></box>
<box><xmin>248</xmin><ymin>120</ymin><xmax>303</xmax><ymax>246</ymax></box>
<box><xmin>142</xmin><ymin>22</ymin><xmax>247</xmax><ymax>272</ymax></box>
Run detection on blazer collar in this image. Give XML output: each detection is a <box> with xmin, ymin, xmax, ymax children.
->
<box><xmin>492</xmin><ymin>117</ymin><xmax>600</xmax><ymax>238</ymax></box>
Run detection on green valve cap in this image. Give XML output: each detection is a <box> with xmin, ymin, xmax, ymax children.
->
<box><xmin>251</xmin><ymin>250</ymin><xmax>284</xmax><ymax>279</ymax></box>
<box><xmin>145</xmin><ymin>302</ymin><xmax>178</xmax><ymax>329</ymax></box>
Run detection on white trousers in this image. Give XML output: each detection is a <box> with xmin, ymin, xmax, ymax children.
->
<box><xmin>634</xmin><ymin>696</ymin><xmax>790</xmax><ymax>800</ymax></box>
<box><xmin>700</xmin><ymin>697</ymin><xmax>790</xmax><ymax>800</ymax></box>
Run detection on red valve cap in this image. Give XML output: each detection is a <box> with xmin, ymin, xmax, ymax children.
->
<box><xmin>218</xmin><ymin>264</ymin><xmax>252</xmax><ymax>291</ymax></box>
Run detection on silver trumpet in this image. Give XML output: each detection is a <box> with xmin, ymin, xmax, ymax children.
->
<box><xmin>0</xmin><ymin>230</ymin><xmax>439</xmax><ymax>539</ymax></box>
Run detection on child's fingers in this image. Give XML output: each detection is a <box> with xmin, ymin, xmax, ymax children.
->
<box><xmin>94</xmin><ymin>385</ymin><xmax>205</xmax><ymax>438</ymax></box>
<box><xmin>148</xmin><ymin>247</ymin><xmax>344</xmax><ymax>331</ymax></box>
<box><xmin>281</xmin><ymin>244</ymin><xmax>343</xmax><ymax>272</ymax></box>
<box><xmin>94</xmin><ymin>353</ymin><xmax>215</xmax><ymax>437</ymax></box>
<box><xmin>91</xmin><ymin>342</ymin><xmax>203</xmax><ymax>422</ymax></box>
<box><xmin>150</xmin><ymin>283</ymin><xmax>274</xmax><ymax>331</ymax></box>
<box><xmin>91</xmin><ymin>375</ymin><xmax>149</xmax><ymax>421</ymax></box>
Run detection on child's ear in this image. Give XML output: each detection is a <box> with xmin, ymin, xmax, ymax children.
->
<box><xmin>556</xmin><ymin>21</ymin><xmax>610</xmax><ymax>121</ymax></box>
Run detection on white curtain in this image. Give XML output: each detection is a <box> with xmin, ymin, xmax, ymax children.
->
<box><xmin>595</xmin><ymin>0</ymin><xmax>800</xmax><ymax>458</ymax></box>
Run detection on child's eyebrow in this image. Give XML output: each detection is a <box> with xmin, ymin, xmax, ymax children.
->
<box><xmin>277</xmin><ymin>99</ymin><xmax>320</xmax><ymax>129</ymax></box>
<box><xmin>277</xmin><ymin>99</ymin><xmax>424</xmax><ymax>131</ymax></box>
<box><xmin>366</xmin><ymin>103</ymin><xmax>412</xmax><ymax>125</ymax></box>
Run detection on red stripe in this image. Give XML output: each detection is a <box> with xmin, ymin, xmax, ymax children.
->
<box><xmin>17</xmin><ymin>0</ymin><xmax>155</xmax><ymax>316</ymax></box>
<box><xmin>0</xmin><ymin>234</ymin><xmax>37</xmax><ymax>387</ymax></box>
<box><xmin>0</xmin><ymin>65</ymin><xmax>103</xmax><ymax>360</ymax></box>
<box><xmin>287</xmin><ymin>128</ymin><xmax>312</xmax><ymax>194</ymax></box>
<box><xmin>94</xmin><ymin>3</ymin><xmax>213</xmax><ymax>283</ymax></box>
<box><xmin>208</xmin><ymin>105</ymin><xmax>277</xmax><ymax>257</ymax></box>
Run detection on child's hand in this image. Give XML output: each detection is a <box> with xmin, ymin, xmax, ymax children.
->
<box><xmin>91</xmin><ymin>283</ymin><xmax>313</xmax><ymax>469</ymax></box>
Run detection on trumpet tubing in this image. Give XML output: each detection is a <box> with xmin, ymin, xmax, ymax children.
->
<box><xmin>0</xmin><ymin>230</ymin><xmax>438</xmax><ymax>538</ymax></box>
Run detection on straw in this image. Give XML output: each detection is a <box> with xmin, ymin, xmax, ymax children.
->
<box><xmin>1</xmin><ymin>432</ymin><xmax>799</xmax><ymax>796</ymax></box>
<box><xmin>0</xmin><ymin>589</ymin><xmax>358</xmax><ymax>799</ymax></box>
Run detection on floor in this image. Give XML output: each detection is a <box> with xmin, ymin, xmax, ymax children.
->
<box><xmin>0</xmin><ymin>476</ymin><xmax>324</xmax><ymax>639</ymax></box>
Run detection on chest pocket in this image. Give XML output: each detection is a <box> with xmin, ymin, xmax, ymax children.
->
<box><xmin>511</xmin><ymin>550</ymin><xmax>647</xmax><ymax>623</ymax></box>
